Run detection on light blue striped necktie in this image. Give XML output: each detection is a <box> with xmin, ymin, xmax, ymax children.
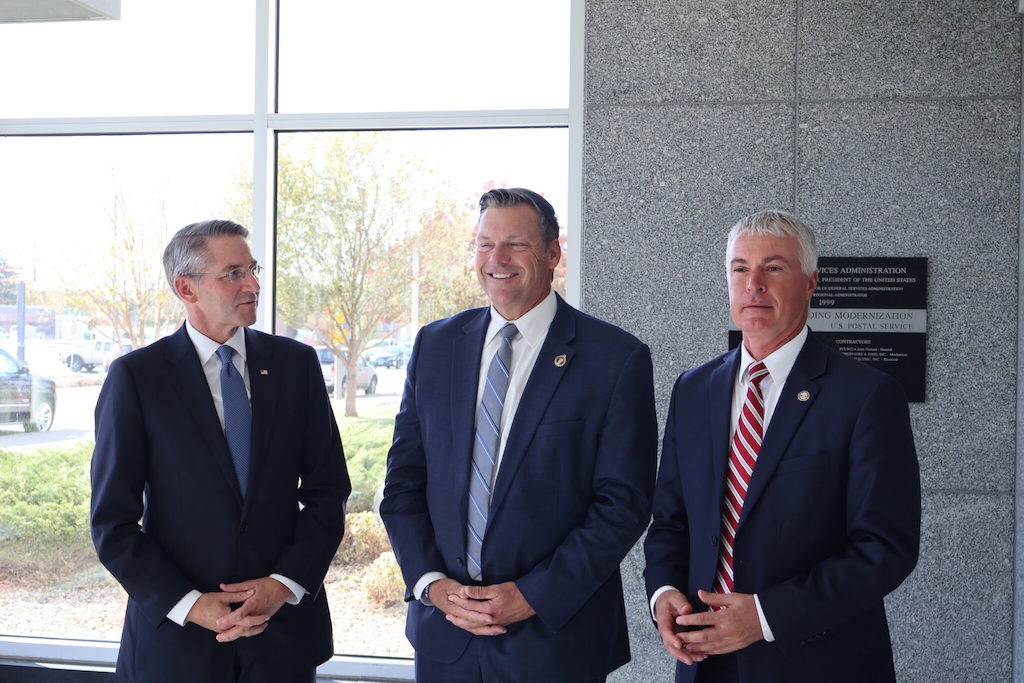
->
<box><xmin>216</xmin><ymin>345</ymin><xmax>251</xmax><ymax>497</ymax></box>
<box><xmin>466</xmin><ymin>322</ymin><xmax>518</xmax><ymax>581</ymax></box>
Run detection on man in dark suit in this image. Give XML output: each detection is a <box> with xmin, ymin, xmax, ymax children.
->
<box><xmin>380</xmin><ymin>188</ymin><xmax>658</xmax><ymax>682</ymax></box>
<box><xmin>90</xmin><ymin>220</ymin><xmax>351</xmax><ymax>682</ymax></box>
<box><xmin>643</xmin><ymin>210</ymin><xmax>920</xmax><ymax>682</ymax></box>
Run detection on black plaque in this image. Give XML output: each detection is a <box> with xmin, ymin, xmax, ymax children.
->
<box><xmin>728</xmin><ymin>257</ymin><xmax>928</xmax><ymax>402</ymax></box>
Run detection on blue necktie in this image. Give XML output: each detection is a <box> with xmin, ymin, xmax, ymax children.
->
<box><xmin>216</xmin><ymin>345</ymin><xmax>251</xmax><ymax>497</ymax></box>
<box><xmin>466</xmin><ymin>322</ymin><xmax>518</xmax><ymax>581</ymax></box>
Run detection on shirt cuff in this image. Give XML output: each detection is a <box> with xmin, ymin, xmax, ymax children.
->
<box><xmin>413</xmin><ymin>571</ymin><xmax>449</xmax><ymax>603</ymax></box>
<box><xmin>753</xmin><ymin>593</ymin><xmax>775</xmax><ymax>642</ymax></box>
<box><xmin>649</xmin><ymin>585</ymin><xmax>680</xmax><ymax>621</ymax></box>
<box><xmin>167</xmin><ymin>590</ymin><xmax>202</xmax><ymax>626</ymax></box>
<box><xmin>270</xmin><ymin>574</ymin><xmax>306</xmax><ymax>605</ymax></box>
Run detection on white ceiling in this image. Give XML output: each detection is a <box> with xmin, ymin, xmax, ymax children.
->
<box><xmin>0</xmin><ymin>0</ymin><xmax>119</xmax><ymax>23</ymax></box>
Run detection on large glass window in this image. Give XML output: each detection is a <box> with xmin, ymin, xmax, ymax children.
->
<box><xmin>0</xmin><ymin>1</ymin><xmax>253</xmax><ymax>118</ymax></box>
<box><xmin>0</xmin><ymin>133</ymin><xmax>252</xmax><ymax>641</ymax></box>
<box><xmin>278</xmin><ymin>1</ymin><xmax>570</xmax><ymax>113</ymax></box>
<box><xmin>0</xmin><ymin>0</ymin><xmax>572</xmax><ymax>672</ymax></box>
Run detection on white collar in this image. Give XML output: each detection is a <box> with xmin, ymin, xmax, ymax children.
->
<box><xmin>485</xmin><ymin>289</ymin><xmax>557</xmax><ymax>348</ymax></box>
<box><xmin>185</xmin><ymin>320</ymin><xmax>247</xmax><ymax>365</ymax></box>
<box><xmin>739</xmin><ymin>326</ymin><xmax>808</xmax><ymax>382</ymax></box>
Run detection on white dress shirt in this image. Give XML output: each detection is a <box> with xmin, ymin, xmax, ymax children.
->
<box><xmin>650</xmin><ymin>327</ymin><xmax>810</xmax><ymax>643</ymax></box>
<box><xmin>166</xmin><ymin>321</ymin><xmax>306</xmax><ymax>627</ymax></box>
<box><xmin>414</xmin><ymin>290</ymin><xmax>558</xmax><ymax>602</ymax></box>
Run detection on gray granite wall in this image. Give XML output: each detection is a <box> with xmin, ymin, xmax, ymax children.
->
<box><xmin>582</xmin><ymin>2</ymin><xmax>1021</xmax><ymax>681</ymax></box>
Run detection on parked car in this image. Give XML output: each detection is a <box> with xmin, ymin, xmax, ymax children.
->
<box><xmin>314</xmin><ymin>347</ymin><xmax>378</xmax><ymax>395</ymax></box>
<box><xmin>367</xmin><ymin>344</ymin><xmax>409</xmax><ymax>369</ymax></box>
<box><xmin>0</xmin><ymin>347</ymin><xmax>56</xmax><ymax>432</ymax></box>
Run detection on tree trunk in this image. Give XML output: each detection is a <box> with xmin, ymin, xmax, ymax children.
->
<box><xmin>344</xmin><ymin>354</ymin><xmax>359</xmax><ymax>417</ymax></box>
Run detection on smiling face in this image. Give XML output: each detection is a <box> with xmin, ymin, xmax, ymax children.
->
<box><xmin>174</xmin><ymin>234</ymin><xmax>260</xmax><ymax>343</ymax></box>
<box><xmin>728</xmin><ymin>232</ymin><xmax>818</xmax><ymax>359</ymax></box>
<box><xmin>474</xmin><ymin>203</ymin><xmax>560</xmax><ymax>320</ymax></box>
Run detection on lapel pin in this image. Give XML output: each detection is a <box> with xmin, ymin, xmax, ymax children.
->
<box><xmin>260</xmin><ymin>369</ymin><xmax>269</xmax><ymax>375</ymax></box>
<box><xmin>797</xmin><ymin>390</ymin><xmax>810</xmax><ymax>402</ymax></box>
<box><xmin>554</xmin><ymin>354</ymin><xmax>567</xmax><ymax>367</ymax></box>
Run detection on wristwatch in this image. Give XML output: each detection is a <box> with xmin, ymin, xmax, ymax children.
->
<box><xmin>421</xmin><ymin>580</ymin><xmax>439</xmax><ymax>606</ymax></box>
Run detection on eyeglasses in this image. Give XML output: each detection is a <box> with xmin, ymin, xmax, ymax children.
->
<box><xmin>186</xmin><ymin>263</ymin><xmax>263</xmax><ymax>283</ymax></box>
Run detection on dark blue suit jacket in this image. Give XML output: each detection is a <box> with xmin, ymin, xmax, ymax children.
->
<box><xmin>90</xmin><ymin>324</ymin><xmax>350</xmax><ymax>682</ymax></box>
<box><xmin>644</xmin><ymin>334</ymin><xmax>920</xmax><ymax>683</ymax></box>
<box><xmin>380</xmin><ymin>295</ymin><xmax>658</xmax><ymax>681</ymax></box>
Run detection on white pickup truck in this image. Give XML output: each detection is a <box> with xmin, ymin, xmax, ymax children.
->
<box><xmin>60</xmin><ymin>339</ymin><xmax>128</xmax><ymax>372</ymax></box>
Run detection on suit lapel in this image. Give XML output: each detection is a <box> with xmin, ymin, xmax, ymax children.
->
<box><xmin>451</xmin><ymin>309</ymin><xmax>489</xmax><ymax>541</ymax></box>
<box><xmin>738</xmin><ymin>336</ymin><xmax>827</xmax><ymax>530</ymax></box>
<box><xmin>245</xmin><ymin>328</ymin><xmax>279</xmax><ymax>517</ymax></box>
<box><xmin>164</xmin><ymin>324</ymin><xmax>243</xmax><ymax>504</ymax></box>
<box><xmin>489</xmin><ymin>296</ymin><xmax>575</xmax><ymax>517</ymax></box>
<box><xmin>710</xmin><ymin>348</ymin><xmax>741</xmax><ymax>522</ymax></box>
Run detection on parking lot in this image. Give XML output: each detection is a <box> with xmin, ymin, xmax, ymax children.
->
<box><xmin>0</xmin><ymin>351</ymin><xmax>406</xmax><ymax>450</ymax></box>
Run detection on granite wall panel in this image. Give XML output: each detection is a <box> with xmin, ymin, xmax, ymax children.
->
<box><xmin>799</xmin><ymin>0</ymin><xmax>1020</xmax><ymax>100</ymax></box>
<box><xmin>584</xmin><ymin>103</ymin><xmax>794</xmax><ymax>401</ymax></box>
<box><xmin>797</xmin><ymin>99</ymin><xmax>1019</xmax><ymax>492</ymax></box>
<box><xmin>586</xmin><ymin>0</ymin><xmax>796</xmax><ymax>106</ymax></box>
<box><xmin>889</xmin><ymin>493</ymin><xmax>1013</xmax><ymax>681</ymax></box>
<box><xmin>584</xmin><ymin>1</ymin><xmax>1020</xmax><ymax>680</ymax></box>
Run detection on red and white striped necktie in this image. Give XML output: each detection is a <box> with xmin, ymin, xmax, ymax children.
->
<box><xmin>713</xmin><ymin>360</ymin><xmax>770</xmax><ymax>603</ymax></box>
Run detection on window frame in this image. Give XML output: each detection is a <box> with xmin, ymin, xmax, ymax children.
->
<box><xmin>0</xmin><ymin>0</ymin><xmax>583</xmax><ymax>677</ymax></box>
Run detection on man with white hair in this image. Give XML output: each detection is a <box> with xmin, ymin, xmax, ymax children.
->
<box><xmin>644</xmin><ymin>210</ymin><xmax>921</xmax><ymax>682</ymax></box>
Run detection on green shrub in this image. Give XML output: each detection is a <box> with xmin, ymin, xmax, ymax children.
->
<box><xmin>334</xmin><ymin>511</ymin><xmax>391</xmax><ymax>566</ymax></box>
<box><xmin>338</xmin><ymin>415</ymin><xmax>393</xmax><ymax>513</ymax></box>
<box><xmin>0</xmin><ymin>442</ymin><xmax>93</xmax><ymax>545</ymax></box>
<box><xmin>362</xmin><ymin>551</ymin><xmax>404</xmax><ymax>607</ymax></box>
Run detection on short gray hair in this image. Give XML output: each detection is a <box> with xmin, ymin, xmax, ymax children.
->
<box><xmin>163</xmin><ymin>219</ymin><xmax>249</xmax><ymax>292</ymax></box>
<box><xmin>478</xmin><ymin>187</ymin><xmax>560</xmax><ymax>244</ymax></box>
<box><xmin>725</xmin><ymin>210</ymin><xmax>818</xmax><ymax>276</ymax></box>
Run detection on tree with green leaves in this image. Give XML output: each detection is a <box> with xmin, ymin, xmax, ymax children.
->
<box><xmin>276</xmin><ymin>133</ymin><xmax>422</xmax><ymax>417</ymax></box>
<box><xmin>406</xmin><ymin>195</ymin><xmax>488</xmax><ymax>328</ymax></box>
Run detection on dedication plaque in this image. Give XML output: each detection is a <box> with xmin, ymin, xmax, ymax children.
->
<box><xmin>728</xmin><ymin>257</ymin><xmax>928</xmax><ymax>402</ymax></box>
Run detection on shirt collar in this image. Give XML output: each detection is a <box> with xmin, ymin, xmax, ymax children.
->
<box><xmin>739</xmin><ymin>326</ymin><xmax>808</xmax><ymax>383</ymax></box>
<box><xmin>185</xmin><ymin>320</ymin><xmax>248</xmax><ymax>366</ymax></box>
<box><xmin>486</xmin><ymin>289</ymin><xmax>557</xmax><ymax>349</ymax></box>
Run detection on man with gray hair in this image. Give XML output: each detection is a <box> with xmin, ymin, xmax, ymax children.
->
<box><xmin>91</xmin><ymin>219</ymin><xmax>350</xmax><ymax>682</ymax></box>
<box><xmin>643</xmin><ymin>210</ymin><xmax>920</xmax><ymax>682</ymax></box>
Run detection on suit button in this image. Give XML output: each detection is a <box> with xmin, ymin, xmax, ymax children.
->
<box><xmin>240</xmin><ymin>524</ymin><xmax>249</xmax><ymax>533</ymax></box>
<box><xmin>457</xmin><ymin>557</ymin><xmax>465</xmax><ymax>568</ymax></box>
<box><xmin>711</xmin><ymin>536</ymin><xmax>718</xmax><ymax>547</ymax></box>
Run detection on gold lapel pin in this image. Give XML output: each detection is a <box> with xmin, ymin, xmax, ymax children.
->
<box><xmin>260</xmin><ymin>369</ymin><xmax>269</xmax><ymax>375</ymax></box>
<box><xmin>554</xmin><ymin>354</ymin><xmax>567</xmax><ymax>367</ymax></box>
<box><xmin>797</xmin><ymin>390</ymin><xmax>810</xmax><ymax>402</ymax></box>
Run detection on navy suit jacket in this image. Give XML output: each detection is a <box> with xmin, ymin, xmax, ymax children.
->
<box><xmin>644</xmin><ymin>334</ymin><xmax>920</xmax><ymax>683</ymax></box>
<box><xmin>380</xmin><ymin>294</ymin><xmax>658</xmax><ymax>681</ymax></box>
<box><xmin>90</xmin><ymin>325</ymin><xmax>350</xmax><ymax>682</ymax></box>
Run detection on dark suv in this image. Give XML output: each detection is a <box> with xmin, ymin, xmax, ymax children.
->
<box><xmin>0</xmin><ymin>348</ymin><xmax>56</xmax><ymax>432</ymax></box>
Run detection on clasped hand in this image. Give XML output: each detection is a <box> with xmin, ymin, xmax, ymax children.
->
<box><xmin>654</xmin><ymin>589</ymin><xmax>763</xmax><ymax>665</ymax></box>
<box><xmin>185</xmin><ymin>576</ymin><xmax>293</xmax><ymax>642</ymax></box>
<box><xmin>427</xmin><ymin>578</ymin><xmax>536</xmax><ymax>636</ymax></box>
